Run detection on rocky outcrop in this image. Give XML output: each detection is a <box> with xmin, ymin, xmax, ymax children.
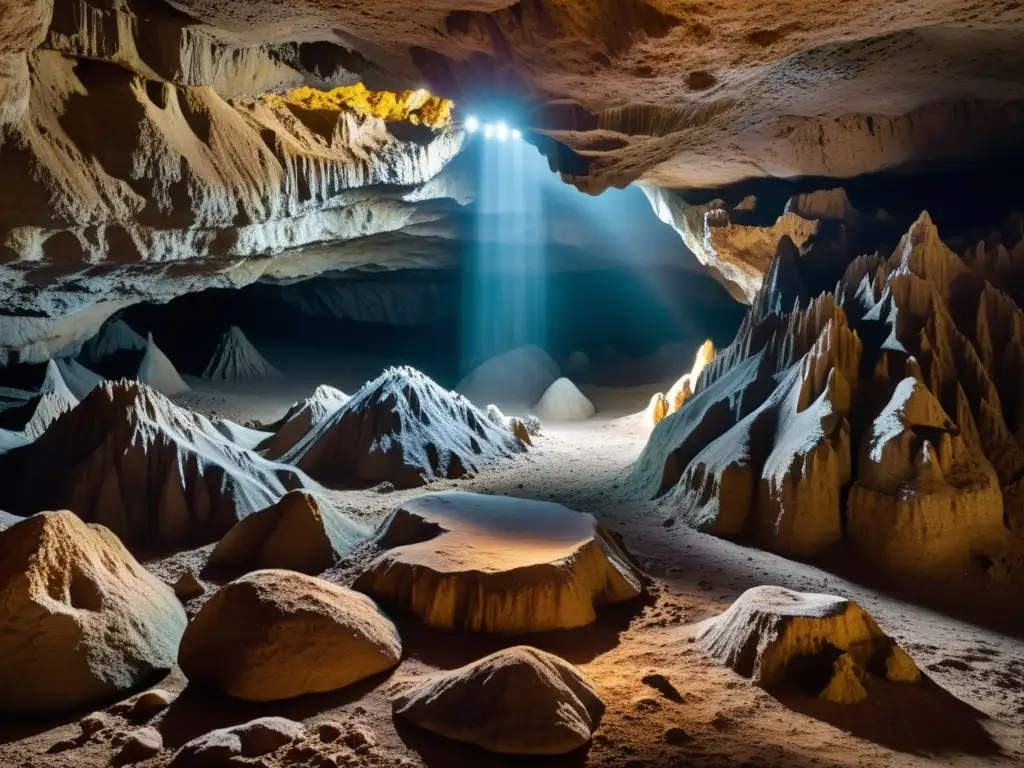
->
<box><xmin>0</xmin><ymin>510</ymin><xmax>186</xmax><ymax>714</ymax></box>
<box><xmin>179</xmin><ymin>569</ymin><xmax>401</xmax><ymax>702</ymax></box>
<box><xmin>394</xmin><ymin>646</ymin><xmax>605</xmax><ymax>755</ymax></box>
<box><xmin>533</xmin><ymin>377</ymin><xmax>595</xmax><ymax>422</ymax></box>
<box><xmin>259</xmin><ymin>384</ymin><xmax>349</xmax><ymax>460</ymax></box>
<box><xmin>138</xmin><ymin>333</ymin><xmax>191</xmax><ymax>396</ymax></box>
<box><xmin>201</xmin><ymin>326</ymin><xmax>279</xmax><ymax>382</ymax></box>
<box><xmin>632</xmin><ymin>211</ymin><xmax>1024</xmax><ymax>576</ymax></box>
<box><xmin>785</xmin><ymin>188</ymin><xmax>860</xmax><ymax>224</ymax></box>
<box><xmin>353</xmin><ymin>491</ymin><xmax>643</xmax><ymax>632</ymax></box>
<box><xmin>0</xmin><ymin>380</ymin><xmax>311</xmax><ymax>549</ymax></box>
<box><xmin>0</xmin><ymin>358</ymin><xmax>79</xmax><ymax>439</ymax></box>
<box><xmin>282</xmin><ymin>367</ymin><xmax>525</xmax><ymax>489</ymax></box>
<box><xmin>699</xmin><ymin>586</ymin><xmax>919</xmax><ymax>703</ymax></box>
<box><xmin>208</xmin><ymin>489</ymin><xmax>368</xmax><ymax>575</ymax></box>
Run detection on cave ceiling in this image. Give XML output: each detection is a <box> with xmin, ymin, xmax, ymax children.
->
<box><xmin>2</xmin><ymin>0</ymin><xmax>1024</xmax><ymax>363</ymax></box>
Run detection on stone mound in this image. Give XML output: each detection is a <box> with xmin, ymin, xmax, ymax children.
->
<box><xmin>179</xmin><ymin>569</ymin><xmax>401</xmax><ymax>701</ymax></box>
<box><xmin>170</xmin><ymin>717</ymin><xmax>305</xmax><ymax>767</ymax></box>
<box><xmin>259</xmin><ymin>384</ymin><xmax>350</xmax><ymax>460</ymax></box>
<box><xmin>394</xmin><ymin>646</ymin><xmax>605</xmax><ymax>755</ymax></box>
<box><xmin>353</xmin><ymin>491</ymin><xmax>643</xmax><ymax>632</ymax></box>
<box><xmin>456</xmin><ymin>345</ymin><xmax>560</xmax><ymax>408</ymax></box>
<box><xmin>201</xmin><ymin>326</ymin><xmax>280</xmax><ymax>382</ymax></box>
<box><xmin>208</xmin><ymin>489</ymin><xmax>368</xmax><ymax>575</ymax></box>
<box><xmin>138</xmin><ymin>333</ymin><xmax>191</xmax><ymax>397</ymax></box>
<box><xmin>0</xmin><ymin>380</ymin><xmax>312</xmax><ymax>550</ymax></box>
<box><xmin>532</xmin><ymin>378</ymin><xmax>595</xmax><ymax>422</ymax></box>
<box><xmin>0</xmin><ymin>511</ymin><xmax>186</xmax><ymax>714</ymax></box>
<box><xmin>83</xmin><ymin>319</ymin><xmax>147</xmax><ymax>365</ymax></box>
<box><xmin>56</xmin><ymin>357</ymin><xmax>105</xmax><ymax>399</ymax></box>
<box><xmin>282</xmin><ymin>367</ymin><xmax>524</xmax><ymax>489</ymax></box>
<box><xmin>631</xmin><ymin>212</ymin><xmax>1024</xmax><ymax>574</ymax></box>
<box><xmin>0</xmin><ymin>360</ymin><xmax>80</xmax><ymax>438</ymax></box>
<box><xmin>698</xmin><ymin>586</ymin><xmax>919</xmax><ymax>703</ymax></box>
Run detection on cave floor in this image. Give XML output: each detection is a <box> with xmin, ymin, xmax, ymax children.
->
<box><xmin>2</xmin><ymin>376</ymin><xmax>1023</xmax><ymax>768</ymax></box>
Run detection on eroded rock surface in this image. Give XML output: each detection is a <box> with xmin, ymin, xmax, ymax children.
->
<box><xmin>0</xmin><ymin>510</ymin><xmax>186</xmax><ymax>714</ymax></box>
<box><xmin>179</xmin><ymin>569</ymin><xmax>401</xmax><ymax>701</ymax></box>
<box><xmin>394</xmin><ymin>646</ymin><xmax>605</xmax><ymax>755</ymax></box>
<box><xmin>353</xmin><ymin>491</ymin><xmax>643</xmax><ymax>632</ymax></box>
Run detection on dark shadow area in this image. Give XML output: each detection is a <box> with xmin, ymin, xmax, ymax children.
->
<box><xmin>392</xmin><ymin>716</ymin><xmax>593</xmax><ymax>768</ymax></box>
<box><xmin>770</xmin><ymin>675</ymin><xmax>1002</xmax><ymax>758</ymax></box>
<box><xmin>156</xmin><ymin>673</ymin><xmax>390</xmax><ymax>750</ymax></box>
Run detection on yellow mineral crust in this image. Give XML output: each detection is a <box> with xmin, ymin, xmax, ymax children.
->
<box><xmin>267</xmin><ymin>83</ymin><xmax>453</xmax><ymax>127</ymax></box>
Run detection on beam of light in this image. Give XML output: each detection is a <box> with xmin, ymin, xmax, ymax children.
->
<box><xmin>483</xmin><ymin>123</ymin><xmax>494</xmax><ymax>139</ymax></box>
<box><xmin>511</xmin><ymin>129</ymin><xmax>522</xmax><ymax>140</ymax></box>
<box><xmin>465</xmin><ymin>115</ymin><xmax>480</xmax><ymax>133</ymax></box>
<box><xmin>495</xmin><ymin>122</ymin><xmax>509</xmax><ymax>142</ymax></box>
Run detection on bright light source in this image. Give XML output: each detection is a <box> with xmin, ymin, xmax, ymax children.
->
<box><xmin>512</xmin><ymin>129</ymin><xmax>522</xmax><ymax>140</ymax></box>
<box><xmin>495</xmin><ymin>121</ymin><xmax>509</xmax><ymax>142</ymax></box>
<box><xmin>483</xmin><ymin>123</ymin><xmax>494</xmax><ymax>138</ymax></box>
<box><xmin>465</xmin><ymin>115</ymin><xmax>480</xmax><ymax>133</ymax></box>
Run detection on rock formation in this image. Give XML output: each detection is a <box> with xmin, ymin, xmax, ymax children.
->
<box><xmin>632</xmin><ymin>211</ymin><xmax>1024</xmax><ymax>575</ymax></box>
<box><xmin>785</xmin><ymin>188</ymin><xmax>860</xmax><ymax>224</ymax></box>
<box><xmin>0</xmin><ymin>358</ymin><xmax>79</xmax><ymax>439</ymax></box>
<box><xmin>179</xmin><ymin>569</ymin><xmax>401</xmax><ymax>702</ymax></box>
<box><xmin>0</xmin><ymin>380</ymin><xmax>311</xmax><ymax>549</ymax></box>
<box><xmin>56</xmin><ymin>357</ymin><xmax>105</xmax><ymax>400</ymax></box>
<box><xmin>259</xmin><ymin>384</ymin><xmax>349</xmax><ymax>460</ymax></box>
<box><xmin>533</xmin><ymin>377</ymin><xmax>596</xmax><ymax>422</ymax></box>
<box><xmin>138</xmin><ymin>333</ymin><xmax>191</xmax><ymax>397</ymax></box>
<box><xmin>208</xmin><ymin>489</ymin><xmax>368</xmax><ymax>575</ymax></box>
<box><xmin>699</xmin><ymin>586</ymin><xmax>919</xmax><ymax>703</ymax></box>
<box><xmin>213</xmin><ymin>418</ymin><xmax>271</xmax><ymax>450</ymax></box>
<box><xmin>282</xmin><ymin>367</ymin><xmax>525</xmax><ymax>489</ymax></box>
<box><xmin>82</xmin><ymin>320</ymin><xmax>147</xmax><ymax>367</ymax></box>
<box><xmin>394</xmin><ymin>646</ymin><xmax>605</xmax><ymax>755</ymax></box>
<box><xmin>456</xmin><ymin>345</ymin><xmax>560</xmax><ymax>409</ymax></box>
<box><xmin>201</xmin><ymin>326</ymin><xmax>280</xmax><ymax>382</ymax></box>
<box><xmin>353</xmin><ymin>491</ymin><xmax>643</xmax><ymax>633</ymax></box>
<box><xmin>0</xmin><ymin>511</ymin><xmax>186</xmax><ymax>714</ymax></box>
<box><xmin>649</xmin><ymin>339</ymin><xmax>716</xmax><ymax>428</ymax></box>
<box><xmin>170</xmin><ymin>717</ymin><xmax>306</xmax><ymax>767</ymax></box>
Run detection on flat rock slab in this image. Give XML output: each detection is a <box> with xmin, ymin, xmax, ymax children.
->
<box><xmin>354</xmin><ymin>491</ymin><xmax>643</xmax><ymax>633</ymax></box>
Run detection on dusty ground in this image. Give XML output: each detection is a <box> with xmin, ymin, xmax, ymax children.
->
<box><xmin>1</xmin><ymin>371</ymin><xmax>1023</xmax><ymax>768</ymax></box>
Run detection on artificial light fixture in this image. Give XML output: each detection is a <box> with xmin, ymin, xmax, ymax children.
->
<box><xmin>511</xmin><ymin>129</ymin><xmax>522</xmax><ymax>140</ymax></box>
<box><xmin>495</xmin><ymin>121</ymin><xmax>509</xmax><ymax>142</ymax></box>
<box><xmin>465</xmin><ymin>115</ymin><xmax>480</xmax><ymax>133</ymax></box>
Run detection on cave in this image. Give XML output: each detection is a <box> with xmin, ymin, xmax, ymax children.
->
<box><xmin>2</xmin><ymin>1</ymin><xmax>1024</xmax><ymax>766</ymax></box>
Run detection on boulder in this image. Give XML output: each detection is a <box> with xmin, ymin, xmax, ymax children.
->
<box><xmin>138</xmin><ymin>333</ymin><xmax>191</xmax><ymax>397</ymax></box>
<box><xmin>0</xmin><ymin>511</ymin><xmax>187</xmax><ymax>714</ymax></box>
<box><xmin>170</xmin><ymin>717</ymin><xmax>305</xmax><ymax>767</ymax></box>
<box><xmin>282</xmin><ymin>367</ymin><xmax>524</xmax><ymax>490</ymax></box>
<box><xmin>456</xmin><ymin>345</ymin><xmax>560</xmax><ymax>408</ymax></box>
<box><xmin>353</xmin><ymin>492</ymin><xmax>643</xmax><ymax>633</ymax></box>
<box><xmin>201</xmin><ymin>326</ymin><xmax>280</xmax><ymax>382</ymax></box>
<box><xmin>698</xmin><ymin>586</ymin><xmax>920</xmax><ymax>703</ymax></box>
<box><xmin>532</xmin><ymin>378</ymin><xmax>595</xmax><ymax>422</ymax></box>
<box><xmin>208</xmin><ymin>489</ymin><xmax>368</xmax><ymax>575</ymax></box>
<box><xmin>394</xmin><ymin>646</ymin><xmax>604</xmax><ymax>755</ymax></box>
<box><xmin>173</xmin><ymin>571</ymin><xmax>205</xmax><ymax>601</ymax></box>
<box><xmin>179</xmin><ymin>569</ymin><xmax>401</xmax><ymax>701</ymax></box>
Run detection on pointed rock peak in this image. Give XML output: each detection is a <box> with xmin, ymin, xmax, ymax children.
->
<box><xmin>84</xmin><ymin>319</ymin><xmax>147</xmax><ymax>363</ymax></box>
<box><xmin>55</xmin><ymin>358</ymin><xmax>105</xmax><ymax>400</ymax></box>
<box><xmin>138</xmin><ymin>334</ymin><xmax>191</xmax><ymax>397</ymax></box>
<box><xmin>41</xmin><ymin>359</ymin><xmax>73</xmax><ymax>398</ymax></box>
<box><xmin>202</xmin><ymin>326</ymin><xmax>280</xmax><ymax>382</ymax></box>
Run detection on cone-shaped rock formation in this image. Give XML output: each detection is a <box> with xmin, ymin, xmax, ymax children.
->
<box><xmin>282</xmin><ymin>367</ymin><xmax>524</xmax><ymax>489</ymax></box>
<box><xmin>208</xmin><ymin>489</ymin><xmax>368</xmax><ymax>575</ymax></box>
<box><xmin>202</xmin><ymin>326</ymin><xmax>280</xmax><ymax>382</ymax></box>
<box><xmin>0</xmin><ymin>359</ymin><xmax>79</xmax><ymax>440</ymax></box>
<box><xmin>179</xmin><ymin>569</ymin><xmax>401</xmax><ymax>702</ymax></box>
<box><xmin>138</xmin><ymin>334</ymin><xmax>191</xmax><ymax>397</ymax></box>
<box><xmin>56</xmin><ymin>357</ymin><xmax>105</xmax><ymax>400</ymax></box>
<box><xmin>0</xmin><ymin>380</ymin><xmax>312</xmax><ymax>550</ymax></box>
<box><xmin>0</xmin><ymin>511</ymin><xmax>186</xmax><ymax>714</ymax></box>
<box><xmin>394</xmin><ymin>646</ymin><xmax>605</xmax><ymax>755</ymax></box>
<box><xmin>259</xmin><ymin>384</ymin><xmax>349</xmax><ymax>460</ymax></box>
<box><xmin>533</xmin><ymin>378</ymin><xmax>595</xmax><ymax>422</ymax></box>
<box><xmin>82</xmin><ymin>319</ymin><xmax>147</xmax><ymax>366</ymax></box>
<box><xmin>353</xmin><ymin>491</ymin><xmax>643</xmax><ymax>633</ymax></box>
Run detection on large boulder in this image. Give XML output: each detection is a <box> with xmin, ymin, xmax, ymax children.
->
<box><xmin>353</xmin><ymin>492</ymin><xmax>643</xmax><ymax>633</ymax></box>
<box><xmin>282</xmin><ymin>367</ymin><xmax>524</xmax><ymax>490</ymax></box>
<box><xmin>456</xmin><ymin>345</ymin><xmax>560</xmax><ymax>408</ymax></box>
<box><xmin>698</xmin><ymin>586</ymin><xmax>919</xmax><ymax>703</ymax></box>
<box><xmin>394</xmin><ymin>646</ymin><xmax>604</xmax><ymax>755</ymax></box>
<box><xmin>532</xmin><ymin>378</ymin><xmax>595</xmax><ymax>422</ymax></box>
<box><xmin>208</xmin><ymin>489</ymin><xmax>368</xmax><ymax>575</ymax></box>
<box><xmin>179</xmin><ymin>569</ymin><xmax>401</xmax><ymax>702</ymax></box>
<box><xmin>0</xmin><ymin>511</ymin><xmax>187</xmax><ymax>714</ymax></box>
